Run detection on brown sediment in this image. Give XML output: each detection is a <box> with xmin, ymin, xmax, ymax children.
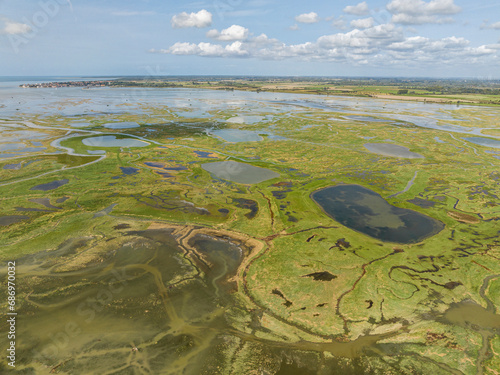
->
<box><xmin>447</xmin><ymin>211</ymin><xmax>480</xmax><ymax>224</ymax></box>
<box><xmin>146</xmin><ymin>221</ymin><xmax>265</xmax><ymax>286</ymax></box>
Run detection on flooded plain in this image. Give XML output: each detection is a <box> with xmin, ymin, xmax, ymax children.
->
<box><xmin>1</xmin><ymin>79</ymin><xmax>499</xmax><ymax>374</ymax></box>
<box><xmin>0</xmin><ymin>226</ymin><xmax>439</xmax><ymax>374</ymax></box>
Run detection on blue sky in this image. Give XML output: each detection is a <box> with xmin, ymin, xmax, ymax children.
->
<box><xmin>1</xmin><ymin>0</ymin><xmax>499</xmax><ymax>77</ymax></box>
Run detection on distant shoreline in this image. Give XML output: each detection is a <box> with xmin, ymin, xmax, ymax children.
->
<box><xmin>19</xmin><ymin>77</ymin><xmax>500</xmax><ymax>106</ymax></box>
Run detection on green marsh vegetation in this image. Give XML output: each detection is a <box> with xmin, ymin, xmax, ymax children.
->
<box><xmin>0</xmin><ymin>88</ymin><xmax>499</xmax><ymax>374</ymax></box>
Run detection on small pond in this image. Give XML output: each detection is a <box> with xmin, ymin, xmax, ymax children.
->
<box><xmin>211</xmin><ymin>129</ymin><xmax>263</xmax><ymax>143</ymax></box>
<box><xmin>202</xmin><ymin>160</ymin><xmax>279</xmax><ymax>184</ymax></box>
<box><xmin>103</xmin><ymin>121</ymin><xmax>140</xmax><ymax>129</ymax></box>
<box><xmin>30</xmin><ymin>179</ymin><xmax>69</xmax><ymax>191</ymax></box>
<box><xmin>226</xmin><ymin>115</ymin><xmax>264</xmax><ymax>124</ymax></box>
<box><xmin>364</xmin><ymin>143</ymin><xmax>424</xmax><ymax>159</ymax></box>
<box><xmin>0</xmin><ymin>215</ymin><xmax>29</xmax><ymax>226</ymax></box>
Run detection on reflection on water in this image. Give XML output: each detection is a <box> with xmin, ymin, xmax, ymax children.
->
<box><xmin>312</xmin><ymin>184</ymin><xmax>444</xmax><ymax>243</ymax></box>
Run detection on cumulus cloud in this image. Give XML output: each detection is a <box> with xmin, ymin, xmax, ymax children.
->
<box><xmin>0</xmin><ymin>17</ymin><xmax>31</xmax><ymax>35</ymax></box>
<box><xmin>481</xmin><ymin>20</ymin><xmax>500</xmax><ymax>30</ymax></box>
<box><xmin>206</xmin><ymin>25</ymin><xmax>249</xmax><ymax>41</ymax></box>
<box><xmin>155</xmin><ymin>41</ymin><xmax>248</xmax><ymax>57</ymax></box>
<box><xmin>171</xmin><ymin>9</ymin><xmax>212</xmax><ymax>28</ymax></box>
<box><xmin>387</xmin><ymin>0</ymin><xmax>461</xmax><ymax>24</ymax></box>
<box><xmin>152</xmin><ymin>22</ymin><xmax>498</xmax><ymax>68</ymax></box>
<box><xmin>295</xmin><ymin>12</ymin><xmax>319</xmax><ymax>24</ymax></box>
<box><xmin>331</xmin><ymin>17</ymin><xmax>347</xmax><ymax>30</ymax></box>
<box><xmin>350</xmin><ymin>17</ymin><xmax>374</xmax><ymax>29</ymax></box>
<box><xmin>343</xmin><ymin>2</ymin><xmax>370</xmax><ymax>16</ymax></box>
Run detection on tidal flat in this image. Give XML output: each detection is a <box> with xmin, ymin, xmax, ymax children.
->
<box><xmin>0</xmin><ymin>83</ymin><xmax>500</xmax><ymax>374</ymax></box>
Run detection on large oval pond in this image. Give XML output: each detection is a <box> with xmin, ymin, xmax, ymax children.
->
<box><xmin>311</xmin><ymin>185</ymin><xmax>444</xmax><ymax>244</ymax></box>
<box><xmin>82</xmin><ymin>136</ymin><xmax>149</xmax><ymax>148</ymax></box>
<box><xmin>202</xmin><ymin>160</ymin><xmax>279</xmax><ymax>184</ymax></box>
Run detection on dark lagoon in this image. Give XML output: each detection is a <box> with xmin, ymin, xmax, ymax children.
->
<box><xmin>0</xmin><ymin>215</ymin><xmax>29</xmax><ymax>226</ymax></box>
<box><xmin>311</xmin><ymin>185</ymin><xmax>444</xmax><ymax>243</ymax></box>
<box><xmin>30</xmin><ymin>179</ymin><xmax>69</xmax><ymax>191</ymax></box>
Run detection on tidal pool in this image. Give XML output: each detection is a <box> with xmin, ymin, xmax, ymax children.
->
<box><xmin>103</xmin><ymin>121</ymin><xmax>140</xmax><ymax>129</ymax></box>
<box><xmin>364</xmin><ymin>143</ymin><xmax>424</xmax><ymax>159</ymax></box>
<box><xmin>0</xmin><ymin>215</ymin><xmax>29</xmax><ymax>226</ymax></box>
<box><xmin>226</xmin><ymin>115</ymin><xmax>264</xmax><ymax>124</ymax></box>
<box><xmin>344</xmin><ymin>115</ymin><xmax>388</xmax><ymax>122</ymax></box>
<box><xmin>3</xmin><ymin>162</ymin><xmax>22</xmax><ymax>170</ymax></box>
<box><xmin>211</xmin><ymin>129</ymin><xmax>263</xmax><ymax>143</ymax></box>
<box><xmin>194</xmin><ymin>150</ymin><xmax>217</xmax><ymax>158</ymax></box>
<box><xmin>82</xmin><ymin>135</ymin><xmax>149</xmax><ymax>148</ymax></box>
<box><xmin>202</xmin><ymin>160</ymin><xmax>280</xmax><ymax>184</ymax></box>
<box><xmin>464</xmin><ymin>137</ymin><xmax>500</xmax><ymax>149</ymax></box>
<box><xmin>444</xmin><ymin>301</ymin><xmax>500</xmax><ymax>330</ymax></box>
<box><xmin>30</xmin><ymin>179</ymin><xmax>69</xmax><ymax>191</ymax></box>
<box><xmin>0</xmin><ymin>143</ymin><xmax>25</xmax><ymax>152</ymax></box>
<box><xmin>311</xmin><ymin>185</ymin><xmax>444</xmax><ymax>243</ymax></box>
<box><xmin>7</xmin><ymin>226</ymin><xmax>408</xmax><ymax>374</ymax></box>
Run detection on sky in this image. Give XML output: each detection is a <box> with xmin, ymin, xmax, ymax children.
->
<box><xmin>0</xmin><ymin>0</ymin><xmax>499</xmax><ymax>78</ymax></box>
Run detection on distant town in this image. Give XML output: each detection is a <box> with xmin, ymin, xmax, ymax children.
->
<box><xmin>20</xmin><ymin>80</ymin><xmax>113</xmax><ymax>88</ymax></box>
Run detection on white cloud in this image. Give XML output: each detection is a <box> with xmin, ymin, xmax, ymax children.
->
<box><xmin>153</xmin><ymin>22</ymin><xmax>498</xmax><ymax>67</ymax></box>
<box><xmin>0</xmin><ymin>17</ymin><xmax>31</xmax><ymax>35</ymax></box>
<box><xmin>250</xmin><ymin>33</ymin><xmax>279</xmax><ymax>45</ymax></box>
<box><xmin>295</xmin><ymin>12</ymin><xmax>319</xmax><ymax>24</ymax></box>
<box><xmin>343</xmin><ymin>2</ymin><xmax>370</xmax><ymax>16</ymax></box>
<box><xmin>289</xmin><ymin>24</ymin><xmax>299</xmax><ymax>31</ymax></box>
<box><xmin>350</xmin><ymin>17</ymin><xmax>374</xmax><ymax>29</ymax></box>
<box><xmin>206</xmin><ymin>25</ymin><xmax>249</xmax><ymax>41</ymax></box>
<box><xmin>161</xmin><ymin>41</ymin><xmax>248</xmax><ymax>57</ymax></box>
<box><xmin>482</xmin><ymin>21</ymin><xmax>500</xmax><ymax>30</ymax></box>
<box><xmin>387</xmin><ymin>0</ymin><xmax>461</xmax><ymax>24</ymax></box>
<box><xmin>171</xmin><ymin>9</ymin><xmax>212</xmax><ymax>28</ymax></box>
<box><xmin>331</xmin><ymin>17</ymin><xmax>347</xmax><ymax>30</ymax></box>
